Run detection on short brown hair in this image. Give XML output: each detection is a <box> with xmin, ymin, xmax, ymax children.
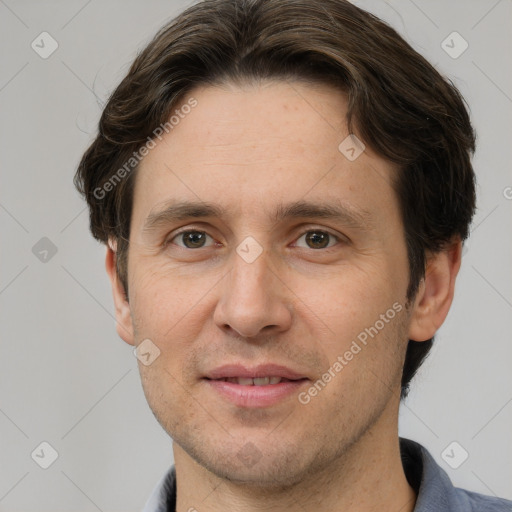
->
<box><xmin>74</xmin><ymin>0</ymin><xmax>476</xmax><ymax>399</ymax></box>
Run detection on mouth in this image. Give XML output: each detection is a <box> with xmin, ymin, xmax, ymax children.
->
<box><xmin>212</xmin><ymin>376</ymin><xmax>298</xmax><ymax>385</ymax></box>
<box><xmin>203</xmin><ymin>364</ymin><xmax>310</xmax><ymax>407</ymax></box>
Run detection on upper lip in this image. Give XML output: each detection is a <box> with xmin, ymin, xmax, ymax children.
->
<box><xmin>204</xmin><ymin>364</ymin><xmax>308</xmax><ymax>380</ymax></box>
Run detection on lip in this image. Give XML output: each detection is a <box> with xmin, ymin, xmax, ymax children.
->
<box><xmin>203</xmin><ymin>364</ymin><xmax>309</xmax><ymax>408</ymax></box>
<box><xmin>205</xmin><ymin>363</ymin><xmax>308</xmax><ymax>381</ymax></box>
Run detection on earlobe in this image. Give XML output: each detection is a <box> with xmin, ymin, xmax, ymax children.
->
<box><xmin>105</xmin><ymin>240</ymin><xmax>135</xmax><ymax>346</ymax></box>
<box><xmin>407</xmin><ymin>240</ymin><xmax>462</xmax><ymax>342</ymax></box>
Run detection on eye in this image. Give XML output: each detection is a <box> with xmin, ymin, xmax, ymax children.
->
<box><xmin>168</xmin><ymin>230</ymin><xmax>216</xmax><ymax>249</ymax></box>
<box><xmin>294</xmin><ymin>230</ymin><xmax>341</xmax><ymax>250</ymax></box>
<box><xmin>165</xmin><ymin>228</ymin><xmax>343</xmax><ymax>251</ymax></box>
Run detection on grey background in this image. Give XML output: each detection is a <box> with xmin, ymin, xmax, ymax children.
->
<box><xmin>0</xmin><ymin>0</ymin><xmax>511</xmax><ymax>510</ymax></box>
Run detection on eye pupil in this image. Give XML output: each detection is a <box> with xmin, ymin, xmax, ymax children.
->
<box><xmin>183</xmin><ymin>231</ymin><xmax>206</xmax><ymax>248</ymax></box>
<box><xmin>306</xmin><ymin>231</ymin><xmax>329</xmax><ymax>249</ymax></box>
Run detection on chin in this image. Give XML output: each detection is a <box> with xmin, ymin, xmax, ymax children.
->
<box><xmin>177</xmin><ymin>436</ymin><xmax>316</xmax><ymax>488</ymax></box>
<box><xmin>207</xmin><ymin>460</ymin><xmax>310</xmax><ymax>489</ymax></box>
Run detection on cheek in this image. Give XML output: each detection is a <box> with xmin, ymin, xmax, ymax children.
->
<box><xmin>300</xmin><ymin>304</ymin><xmax>408</xmax><ymax>421</ymax></box>
<box><xmin>296</xmin><ymin>260</ymin><xmax>405</xmax><ymax>337</ymax></box>
<box><xmin>128</xmin><ymin>264</ymin><xmax>216</xmax><ymax>386</ymax></box>
<box><xmin>128</xmin><ymin>260</ymin><xmax>206</xmax><ymax>336</ymax></box>
<box><xmin>291</xmin><ymin>264</ymin><xmax>409</xmax><ymax>404</ymax></box>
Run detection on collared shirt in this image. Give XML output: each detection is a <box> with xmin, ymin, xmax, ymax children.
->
<box><xmin>142</xmin><ymin>437</ymin><xmax>512</xmax><ymax>511</ymax></box>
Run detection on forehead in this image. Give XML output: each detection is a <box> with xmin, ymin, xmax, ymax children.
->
<box><xmin>174</xmin><ymin>79</ymin><xmax>349</xmax><ymax>150</ymax></box>
<box><xmin>132</xmin><ymin>80</ymin><xmax>399</xmax><ymax>230</ymax></box>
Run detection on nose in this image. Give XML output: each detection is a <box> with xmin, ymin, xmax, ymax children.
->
<box><xmin>213</xmin><ymin>247</ymin><xmax>293</xmax><ymax>340</ymax></box>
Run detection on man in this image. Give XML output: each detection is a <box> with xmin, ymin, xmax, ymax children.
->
<box><xmin>74</xmin><ymin>0</ymin><xmax>511</xmax><ymax>510</ymax></box>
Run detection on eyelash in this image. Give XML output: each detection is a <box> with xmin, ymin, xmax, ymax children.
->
<box><xmin>164</xmin><ymin>227</ymin><xmax>345</xmax><ymax>251</ymax></box>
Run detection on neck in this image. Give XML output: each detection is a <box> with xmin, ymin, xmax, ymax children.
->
<box><xmin>173</xmin><ymin>403</ymin><xmax>416</xmax><ymax>512</ymax></box>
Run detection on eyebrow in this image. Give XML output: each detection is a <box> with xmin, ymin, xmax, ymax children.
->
<box><xmin>142</xmin><ymin>199</ymin><xmax>373</xmax><ymax>234</ymax></box>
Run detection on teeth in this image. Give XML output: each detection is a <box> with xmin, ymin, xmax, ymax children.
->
<box><xmin>253</xmin><ymin>377</ymin><xmax>270</xmax><ymax>386</ymax></box>
<box><xmin>237</xmin><ymin>377</ymin><xmax>254</xmax><ymax>386</ymax></box>
<box><xmin>223</xmin><ymin>377</ymin><xmax>284</xmax><ymax>385</ymax></box>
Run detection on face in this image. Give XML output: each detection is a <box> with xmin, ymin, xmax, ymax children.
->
<box><xmin>113</xmin><ymin>80</ymin><xmax>420</xmax><ymax>486</ymax></box>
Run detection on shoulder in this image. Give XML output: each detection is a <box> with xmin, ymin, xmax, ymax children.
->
<box><xmin>399</xmin><ymin>437</ymin><xmax>512</xmax><ymax>512</ymax></box>
<box><xmin>453</xmin><ymin>488</ymin><xmax>512</xmax><ymax>511</ymax></box>
<box><xmin>142</xmin><ymin>466</ymin><xmax>176</xmax><ymax>512</ymax></box>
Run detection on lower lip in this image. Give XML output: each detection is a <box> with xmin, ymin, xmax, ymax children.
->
<box><xmin>205</xmin><ymin>379</ymin><xmax>308</xmax><ymax>408</ymax></box>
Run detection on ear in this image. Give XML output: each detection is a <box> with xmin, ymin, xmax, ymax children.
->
<box><xmin>408</xmin><ymin>239</ymin><xmax>462</xmax><ymax>342</ymax></box>
<box><xmin>105</xmin><ymin>239</ymin><xmax>135</xmax><ymax>346</ymax></box>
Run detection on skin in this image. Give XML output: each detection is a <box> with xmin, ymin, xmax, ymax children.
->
<box><xmin>106</xmin><ymin>80</ymin><xmax>461</xmax><ymax>512</ymax></box>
